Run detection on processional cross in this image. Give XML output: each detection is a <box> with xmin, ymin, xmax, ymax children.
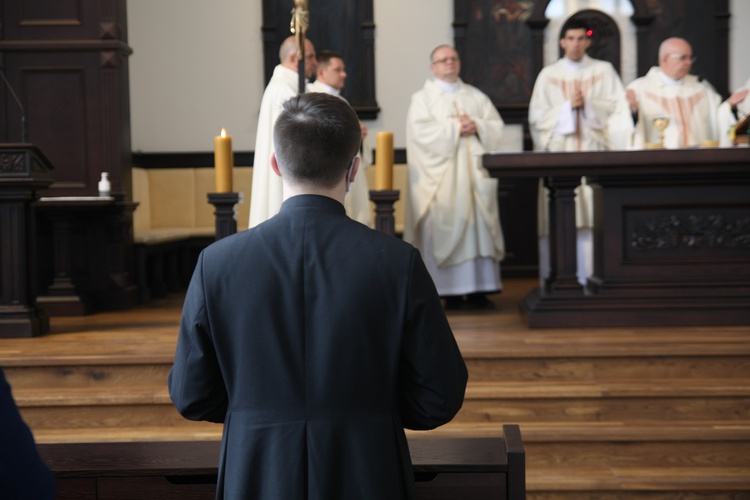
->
<box><xmin>290</xmin><ymin>0</ymin><xmax>309</xmax><ymax>95</ymax></box>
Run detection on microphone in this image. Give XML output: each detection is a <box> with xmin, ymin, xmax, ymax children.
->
<box><xmin>0</xmin><ymin>69</ymin><xmax>29</xmax><ymax>142</ymax></box>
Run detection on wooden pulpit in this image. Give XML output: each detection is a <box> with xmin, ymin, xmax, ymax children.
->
<box><xmin>0</xmin><ymin>144</ymin><xmax>54</xmax><ymax>337</ymax></box>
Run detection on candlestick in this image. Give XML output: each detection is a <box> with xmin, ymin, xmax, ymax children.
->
<box><xmin>375</xmin><ymin>131</ymin><xmax>394</xmax><ymax>190</ymax></box>
<box><xmin>214</xmin><ymin>128</ymin><xmax>233</xmax><ymax>193</ymax></box>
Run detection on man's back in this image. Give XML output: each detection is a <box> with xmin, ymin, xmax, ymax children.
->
<box><xmin>169</xmin><ymin>195</ymin><xmax>467</xmax><ymax>499</ymax></box>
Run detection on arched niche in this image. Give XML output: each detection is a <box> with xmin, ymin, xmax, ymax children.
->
<box><xmin>557</xmin><ymin>9</ymin><xmax>622</xmax><ymax>76</ymax></box>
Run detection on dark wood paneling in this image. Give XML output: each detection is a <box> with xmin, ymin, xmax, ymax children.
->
<box><xmin>1</xmin><ymin>0</ymin><xmax>128</xmax><ymax>42</ymax></box>
<box><xmin>262</xmin><ymin>0</ymin><xmax>379</xmax><ymax>119</ymax></box>
<box><xmin>0</xmin><ymin>0</ymin><xmax>131</xmax><ymax>198</ymax></box>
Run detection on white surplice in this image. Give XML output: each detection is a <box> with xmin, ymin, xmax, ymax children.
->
<box><xmin>626</xmin><ymin>67</ymin><xmax>723</xmax><ymax>149</ymax></box>
<box><xmin>248</xmin><ymin>65</ymin><xmax>301</xmax><ymax>228</ymax></box>
<box><xmin>405</xmin><ymin>78</ymin><xmax>505</xmax><ymax>296</ymax></box>
<box><xmin>307</xmin><ymin>80</ymin><xmax>373</xmax><ymax>227</ymax></box>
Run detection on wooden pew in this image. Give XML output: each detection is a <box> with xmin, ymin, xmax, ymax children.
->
<box><xmin>38</xmin><ymin>425</ymin><xmax>525</xmax><ymax>500</ymax></box>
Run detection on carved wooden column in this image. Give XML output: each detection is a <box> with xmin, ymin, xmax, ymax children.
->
<box><xmin>207</xmin><ymin>193</ymin><xmax>240</xmax><ymax>241</ymax></box>
<box><xmin>0</xmin><ymin>145</ymin><xmax>54</xmax><ymax>337</ymax></box>
<box><xmin>544</xmin><ymin>175</ymin><xmax>584</xmax><ymax>295</ymax></box>
<box><xmin>369</xmin><ymin>190</ymin><xmax>400</xmax><ymax>237</ymax></box>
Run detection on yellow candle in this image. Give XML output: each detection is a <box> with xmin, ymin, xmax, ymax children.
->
<box><xmin>214</xmin><ymin>128</ymin><xmax>233</xmax><ymax>193</ymax></box>
<box><xmin>375</xmin><ymin>131</ymin><xmax>394</xmax><ymax>190</ymax></box>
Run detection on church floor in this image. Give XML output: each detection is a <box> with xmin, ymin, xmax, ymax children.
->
<box><xmin>1</xmin><ymin>278</ymin><xmax>749</xmax><ymax>499</ymax></box>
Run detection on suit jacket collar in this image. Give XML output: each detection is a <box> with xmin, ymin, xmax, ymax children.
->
<box><xmin>280</xmin><ymin>194</ymin><xmax>346</xmax><ymax>215</ymax></box>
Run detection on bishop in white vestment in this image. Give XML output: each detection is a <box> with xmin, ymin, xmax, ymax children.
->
<box><xmin>249</xmin><ymin>37</ymin><xmax>316</xmax><ymax>228</ymax></box>
<box><xmin>626</xmin><ymin>38</ymin><xmax>723</xmax><ymax>149</ymax></box>
<box><xmin>405</xmin><ymin>45</ymin><xmax>505</xmax><ymax>310</ymax></box>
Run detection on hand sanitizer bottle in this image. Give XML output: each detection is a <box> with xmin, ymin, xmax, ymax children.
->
<box><xmin>98</xmin><ymin>172</ymin><xmax>111</xmax><ymax>197</ymax></box>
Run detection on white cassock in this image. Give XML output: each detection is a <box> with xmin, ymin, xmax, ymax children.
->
<box><xmin>528</xmin><ymin>55</ymin><xmax>633</xmax><ymax>285</ymax></box>
<box><xmin>307</xmin><ymin>80</ymin><xmax>373</xmax><ymax>227</ymax></box>
<box><xmin>626</xmin><ymin>67</ymin><xmax>723</xmax><ymax>149</ymax></box>
<box><xmin>249</xmin><ymin>65</ymin><xmax>301</xmax><ymax>228</ymax></box>
<box><xmin>405</xmin><ymin>78</ymin><xmax>505</xmax><ymax>296</ymax></box>
<box><xmin>718</xmin><ymin>77</ymin><xmax>750</xmax><ymax>146</ymax></box>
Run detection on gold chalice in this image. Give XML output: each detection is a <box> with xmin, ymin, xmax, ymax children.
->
<box><xmin>652</xmin><ymin>116</ymin><xmax>670</xmax><ymax>148</ymax></box>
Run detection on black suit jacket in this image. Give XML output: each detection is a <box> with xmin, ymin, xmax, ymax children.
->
<box><xmin>168</xmin><ymin>195</ymin><xmax>467</xmax><ymax>500</ymax></box>
<box><xmin>0</xmin><ymin>366</ymin><xmax>56</xmax><ymax>499</ymax></box>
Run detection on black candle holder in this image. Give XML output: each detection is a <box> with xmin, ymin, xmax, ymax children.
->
<box><xmin>207</xmin><ymin>192</ymin><xmax>241</xmax><ymax>241</ymax></box>
<box><xmin>368</xmin><ymin>189</ymin><xmax>400</xmax><ymax>237</ymax></box>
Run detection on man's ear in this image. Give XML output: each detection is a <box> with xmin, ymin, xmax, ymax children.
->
<box><xmin>270</xmin><ymin>153</ymin><xmax>282</xmax><ymax>178</ymax></box>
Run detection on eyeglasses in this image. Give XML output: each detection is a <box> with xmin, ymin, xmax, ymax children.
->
<box><xmin>668</xmin><ymin>53</ymin><xmax>696</xmax><ymax>63</ymax></box>
<box><xmin>431</xmin><ymin>56</ymin><xmax>459</xmax><ymax>65</ymax></box>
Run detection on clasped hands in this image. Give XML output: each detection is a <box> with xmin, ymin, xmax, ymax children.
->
<box><xmin>571</xmin><ymin>89</ymin><xmax>585</xmax><ymax>110</ymax></box>
<box><xmin>459</xmin><ymin>114</ymin><xmax>477</xmax><ymax>137</ymax></box>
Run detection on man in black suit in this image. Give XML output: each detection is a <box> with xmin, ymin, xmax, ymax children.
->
<box><xmin>0</xmin><ymin>366</ymin><xmax>56</xmax><ymax>499</ymax></box>
<box><xmin>168</xmin><ymin>92</ymin><xmax>468</xmax><ymax>499</ymax></box>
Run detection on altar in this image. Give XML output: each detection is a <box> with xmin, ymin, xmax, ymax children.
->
<box><xmin>484</xmin><ymin>147</ymin><xmax>750</xmax><ymax>328</ymax></box>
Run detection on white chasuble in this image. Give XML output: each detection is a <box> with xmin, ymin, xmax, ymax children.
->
<box><xmin>249</xmin><ymin>65</ymin><xmax>301</xmax><ymax>228</ymax></box>
<box><xmin>529</xmin><ymin>55</ymin><xmax>633</xmax><ymax>153</ymax></box>
<box><xmin>529</xmin><ymin>56</ymin><xmax>633</xmax><ymax>233</ymax></box>
<box><xmin>405</xmin><ymin>78</ymin><xmax>505</xmax><ymax>271</ymax></box>
<box><xmin>626</xmin><ymin>67</ymin><xmax>723</xmax><ymax>149</ymax></box>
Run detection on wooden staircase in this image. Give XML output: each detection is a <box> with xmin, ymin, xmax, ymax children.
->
<box><xmin>2</xmin><ymin>279</ymin><xmax>749</xmax><ymax>499</ymax></box>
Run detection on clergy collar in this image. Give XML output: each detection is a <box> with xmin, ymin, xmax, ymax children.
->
<box><xmin>314</xmin><ymin>80</ymin><xmax>341</xmax><ymax>96</ymax></box>
<box><xmin>658</xmin><ymin>69</ymin><xmax>683</xmax><ymax>86</ymax></box>
<box><xmin>562</xmin><ymin>56</ymin><xmax>586</xmax><ymax>71</ymax></box>
<box><xmin>280</xmin><ymin>194</ymin><xmax>345</xmax><ymax>214</ymax></box>
<box><xmin>434</xmin><ymin>78</ymin><xmax>462</xmax><ymax>94</ymax></box>
<box><xmin>278</xmin><ymin>64</ymin><xmax>304</xmax><ymax>81</ymax></box>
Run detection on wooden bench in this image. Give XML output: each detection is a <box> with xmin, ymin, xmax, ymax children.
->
<box><xmin>131</xmin><ymin>165</ymin><xmax>411</xmax><ymax>302</ymax></box>
<box><xmin>39</xmin><ymin>426</ymin><xmax>525</xmax><ymax>500</ymax></box>
<box><xmin>131</xmin><ymin>167</ymin><xmax>252</xmax><ymax>302</ymax></box>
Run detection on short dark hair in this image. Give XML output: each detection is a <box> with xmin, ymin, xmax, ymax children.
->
<box><xmin>316</xmin><ymin>49</ymin><xmax>344</xmax><ymax>68</ymax></box>
<box><xmin>274</xmin><ymin>93</ymin><xmax>361</xmax><ymax>188</ymax></box>
<box><xmin>560</xmin><ymin>18</ymin><xmax>589</xmax><ymax>39</ymax></box>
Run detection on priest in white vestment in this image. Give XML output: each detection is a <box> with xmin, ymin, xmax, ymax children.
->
<box><xmin>308</xmin><ymin>50</ymin><xmax>372</xmax><ymax>227</ymax></box>
<box><xmin>405</xmin><ymin>45</ymin><xmax>505</xmax><ymax>310</ymax></box>
<box><xmin>626</xmin><ymin>37</ymin><xmax>723</xmax><ymax>149</ymax></box>
<box><xmin>249</xmin><ymin>36</ymin><xmax>316</xmax><ymax>228</ymax></box>
<box><xmin>528</xmin><ymin>19</ymin><xmax>633</xmax><ymax>286</ymax></box>
<box><xmin>718</xmin><ymin>77</ymin><xmax>750</xmax><ymax>146</ymax></box>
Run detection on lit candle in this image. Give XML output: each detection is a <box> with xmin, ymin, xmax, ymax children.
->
<box><xmin>214</xmin><ymin>128</ymin><xmax>233</xmax><ymax>193</ymax></box>
<box><xmin>375</xmin><ymin>131</ymin><xmax>394</xmax><ymax>190</ymax></box>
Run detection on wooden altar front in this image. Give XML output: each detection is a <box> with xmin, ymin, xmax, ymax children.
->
<box><xmin>484</xmin><ymin>148</ymin><xmax>750</xmax><ymax>328</ymax></box>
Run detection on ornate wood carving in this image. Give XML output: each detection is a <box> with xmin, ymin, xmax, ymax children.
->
<box><xmin>261</xmin><ymin>0</ymin><xmax>379</xmax><ymax>119</ymax></box>
<box><xmin>629</xmin><ymin>213</ymin><xmax>750</xmax><ymax>252</ymax></box>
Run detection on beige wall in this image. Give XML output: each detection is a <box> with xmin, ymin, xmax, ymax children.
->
<box><xmin>127</xmin><ymin>0</ymin><xmax>750</xmax><ymax>154</ymax></box>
